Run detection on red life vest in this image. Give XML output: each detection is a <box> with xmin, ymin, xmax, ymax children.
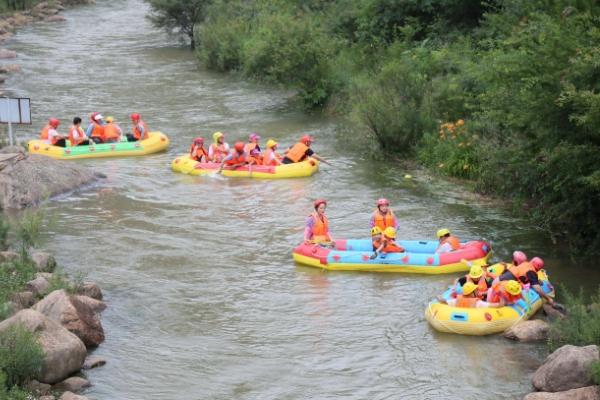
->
<box><xmin>310</xmin><ymin>212</ymin><xmax>329</xmax><ymax>243</ymax></box>
<box><xmin>90</xmin><ymin>122</ymin><xmax>105</xmax><ymax>139</ymax></box>
<box><xmin>488</xmin><ymin>281</ymin><xmax>522</xmax><ymax>304</ymax></box>
<box><xmin>132</xmin><ymin>120</ymin><xmax>149</xmax><ymax>140</ymax></box>
<box><xmin>372</xmin><ymin>209</ymin><xmax>396</xmax><ymax>231</ymax></box>
<box><xmin>189</xmin><ymin>144</ymin><xmax>208</xmax><ymax>162</ymax></box>
<box><xmin>224</xmin><ymin>151</ymin><xmax>247</xmax><ymax>166</ymax></box>
<box><xmin>285</xmin><ymin>142</ymin><xmax>309</xmax><ymax>163</ymax></box>
<box><xmin>467</xmin><ymin>276</ymin><xmax>489</xmax><ymax>298</ymax></box>
<box><xmin>68</xmin><ymin>125</ymin><xmax>86</xmax><ymax>146</ymax></box>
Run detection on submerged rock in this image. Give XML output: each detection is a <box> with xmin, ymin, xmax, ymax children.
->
<box><xmin>532</xmin><ymin>345</ymin><xmax>599</xmax><ymax>392</ymax></box>
<box><xmin>504</xmin><ymin>320</ymin><xmax>549</xmax><ymax>342</ymax></box>
<box><xmin>524</xmin><ymin>385</ymin><xmax>600</xmax><ymax>400</ymax></box>
<box><xmin>82</xmin><ymin>355</ymin><xmax>106</xmax><ymax>370</ymax></box>
<box><xmin>53</xmin><ymin>376</ymin><xmax>91</xmax><ymax>393</ymax></box>
<box><xmin>59</xmin><ymin>392</ymin><xmax>89</xmax><ymax>400</ymax></box>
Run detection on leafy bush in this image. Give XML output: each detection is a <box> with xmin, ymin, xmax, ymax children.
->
<box><xmin>0</xmin><ymin>325</ymin><xmax>43</xmax><ymax>388</ymax></box>
<box><xmin>0</xmin><ymin>259</ymin><xmax>36</xmax><ymax>320</ymax></box>
<box><xmin>0</xmin><ymin>215</ymin><xmax>8</xmax><ymax>251</ymax></box>
<box><xmin>15</xmin><ymin>209</ymin><xmax>43</xmax><ymax>259</ymax></box>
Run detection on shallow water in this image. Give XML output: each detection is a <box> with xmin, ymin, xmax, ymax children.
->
<box><xmin>3</xmin><ymin>1</ymin><xmax>597</xmax><ymax>399</ymax></box>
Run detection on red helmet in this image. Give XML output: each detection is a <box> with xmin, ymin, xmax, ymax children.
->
<box><xmin>234</xmin><ymin>142</ymin><xmax>245</xmax><ymax>152</ymax></box>
<box><xmin>530</xmin><ymin>257</ymin><xmax>544</xmax><ymax>271</ymax></box>
<box><xmin>130</xmin><ymin>113</ymin><xmax>140</xmax><ymax>121</ymax></box>
<box><xmin>314</xmin><ymin>199</ymin><xmax>327</xmax><ymax>209</ymax></box>
<box><xmin>376</xmin><ymin>198</ymin><xmax>389</xmax><ymax>207</ymax></box>
<box><xmin>48</xmin><ymin>118</ymin><xmax>60</xmax><ymax>128</ymax></box>
<box><xmin>301</xmin><ymin>135</ymin><xmax>313</xmax><ymax>145</ymax></box>
<box><xmin>193</xmin><ymin>137</ymin><xmax>204</xmax><ymax>145</ymax></box>
<box><xmin>90</xmin><ymin>112</ymin><xmax>98</xmax><ymax>122</ymax></box>
<box><xmin>512</xmin><ymin>251</ymin><xmax>527</xmax><ymax>266</ymax></box>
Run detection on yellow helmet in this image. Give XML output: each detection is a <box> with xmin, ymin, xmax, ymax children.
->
<box><xmin>436</xmin><ymin>228</ymin><xmax>450</xmax><ymax>238</ymax></box>
<box><xmin>504</xmin><ymin>280</ymin><xmax>522</xmax><ymax>296</ymax></box>
<box><xmin>213</xmin><ymin>131</ymin><xmax>224</xmax><ymax>142</ymax></box>
<box><xmin>371</xmin><ymin>226</ymin><xmax>382</xmax><ymax>236</ymax></box>
<box><xmin>266</xmin><ymin>139</ymin><xmax>278</xmax><ymax>149</ymax></box>
<box><xmin>383</xmin><ymin>227</ymin><xmax>396</xmax><ymax>239</ymax></box>
<box><xmin>469</xmin><ymin>265</ymin><xmax>483</xmax><ymax>279</ymax></box>
<box><xmin>106</xmin><ymin>116</ymin><xmax>114</xmax><ymax>123</ymax></box>
<box><xmin>462</xmin><ymin>281</ymin><xmax>478</xmax><ymax>295</ymax></box>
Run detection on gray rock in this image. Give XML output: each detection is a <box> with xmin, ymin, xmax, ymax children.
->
<box><xmin>59</xmin><ymin>392</ymin><xmax>89</xmax><ymax>400</ymax></box>
<box><xmin>53</xmin><ymin>376</ymin><xmax>90</xmax><ymax>393</ymax></box>
<box><xmin>0</xmin><ymin>250</ymin><xmax>19</xmax><ymax>262</ymax></box>
<box><xmin>79</xmin><ymin>282</ymin><xmax>102</xmax><ymax>300</ymax></box>
<box><xmin>532</xmin><ymin>345</ymin><xmax>599</xmax><ymax>392</ymax></box>
<box><xmin>34</xmin><ymin>290</ymin><xmax>105</xmax><ymax>348</ymax></box>
<box><xmin>26</xmin><ymin>379</ymin><xmax>51</xmax><ymax>396</ymax></box>
<box><xmin>0</xmin><ymin>309</ymin><xmax>86</xmax><ymax>384</ymax></box>
<box><xmin>524</xmin><ymin>385</ymin><xmax>600</xmax><ymax>400</ymax></box>
<box><xmin>45</xmin><ymin>15</ymin><xmax>66</xmax><ymax>22</ymax></box>
<box><xmin>504</xmin><ymin>320</ymin><xmax>549</xmax><ymax>342</ymax></box>
<box><xmin>31</xmin><ymin>252</ymin><xmax>57</xmax><ymax>272</ymax></box>
<box><xmin>39</xmin><ymin>396</ymin><xmax>56</xmax><ymax>400</ymax></box>
<box><xmin>74</xmin><ymin>295</ymin><xmax>106</xmax><ymax>314</ymax></box>
<box><xmin>10</xmin><ymin>291</ymin><xmax>34</xmax><ymax>309</ymax></box>
<box><xmin>26</xmin><ymin>275</ymin><xmax>50</xmax><ymax>296</ymax></box>
<box><xmin>82</xmin><ymin>355</ymin><xmax>106</xmax><ymax>370</ymax></box>
<box><xmin>0</xmin><ymin>48</ymin><xmax>16</xmax><ymax>58</ymax></box>
<box><xmin>543</xmin><ymin>304</ymin><xmax>566</xmax><ymax>321</ymax></box>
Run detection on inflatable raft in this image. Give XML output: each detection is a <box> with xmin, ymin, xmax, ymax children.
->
<box><xmin>425</xmin><ymin>268</ymin><xmax>554</xmax><ymax>335</ymax></box>
<box><xmin>28</xmin><ymin>132</ymin><xmax>169</xmax><ymax>160</ymax></box>
<box><xmin>292</xmin><ymin>239</ymin><xmax>492</xmax><ymax>273</ymax></box>
<box><xmin>171</xmin><ymin>155</ymin><xmax>319</xmax><ymax>179</ymax></box>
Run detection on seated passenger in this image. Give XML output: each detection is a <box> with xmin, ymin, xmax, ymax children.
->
<box><xmin>281</xmin><ymin>135</ymin><xmax>330</xmax><ymax>165</ymax></box>
<box><xmin>435</xmin><ymin>228</ymin><xmax>460</xmax><ymax>253</ymax></box>
<box><xmin>371</xmin><ymin>227</ymin><xmax>405</xmax><ymax>258</ymax></box>
<box><xmin>486</xmin><ymin>279</ymin><xmax>523</xmax><ymax>306</ymax></box>
<box><xmin>304</xmin><ymin>199</ymin><xmax>332</xmax><ymax>245</ymax></box>
<box><xmin>40</xmin><ymin>118</ymin><xmax>66</xmax><ymax>147</ymax></box>
<box><xmin>67</xmin><ymin>117</ymin><xmax>89</xmax><ymax>146</ymax></box>
<box><xmin>127</xmin><ymin>113</ymin><xmax>149</xmax><ymax>142</ymax></box>
<box><xmin>455</xmin><ymin>264</ymin><xmax>491</xmax><ymax>299</ymax></box>
<box><xmin>370</xmin><ymin>198</ymin><xmax>398</xmax><ymax>231</ymax></box>
<box><xmin>218</xmin><ymin>142</ymin><xmax>249</xmax><ymax>173</ymax></box>
<box><xmin>208</xmin><ymin>132</ymin><xmax>229</xmax><ymax>163</ymax></box>
<box><xmin>103</xmin><ymin>116</ymin><xmax>122</xmax><ymax>143</ymax></box>
<box><xmin>244</xmin><ymin>133</ymin><xmax>262</xmax><ymax>165</ymax></box>
<box><xmin>263</xmin><ymin>139</ymin><xmax>282</xmax><ymax>166</ymax></box>
<box><xmin>189</xmin><ymin>137</ymin><xmax>208</xmax><ymax>162</ymax></box>
<box><xmin>86</xmin><ymin>112</ymin><xmax>105</xmax><ymax>144</ymax></box>
<box><xmin>438</xmin><ymin>282</ymin><xmax>502</xmax><ymax>308</ymax></box>
<box><xmin>371</xmin><ymin>226</ymin><xmax>382</xmax><ymax>251</ymax></box>
<box><xmin>498</xmin><ymin>256</ymin><xmax>556</xmax><ymax>306</ymax></box>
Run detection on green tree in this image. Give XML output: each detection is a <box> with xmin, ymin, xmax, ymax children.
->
<box><xmin>145</xmin><ymin>0</ymin><xmax>210</xmax><ymax>49</ymax></box>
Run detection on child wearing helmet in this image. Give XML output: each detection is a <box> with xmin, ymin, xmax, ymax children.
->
<box><xmin>218</xmin><ymin>141</ymin><xmax>253</xmax><ymax>173</ymax></box>
<box><xmin>304</xmin><ymin>199</ymin><xmax>333</xmax><ymax>245</ymax></box>
<box><xmin>40</xmin><ymin>118</ymin><xmax>66</xmax><ymax>147</ymax></box>
<box><xmin>371</xmin><ymin>226</ymin><xmax>382</xmax><ymax>251</ymax></box>
<box><xmin>498</xmin><ymin>255</ymin><xmax>556</xmax><ymax>306</ymax></box>
<box><xmin>103</xmin><ymin>116</ymin><xmax>123</xmax><ymax>143</ymax></box>
<box><xmin>435</xmin><ymin>228</ymin><xmax>461</xmax><ymax>254</ymax></box>
<box><xmin>454</xmin><ymin>263</ymin><xmax>491</xmax><ymax>300</ymax></box>
<box><xmin>370</xmin><ymin>198</ymin><xmax>398</xmax><ymax>232</ymax></box>
<box><xmin>208</xmin><ymin>132</ymin><xmax>230</xmax><ymax>162</ymax></box>
<box><xmin>127</xmin><ymin>113</ymin><xmax>149</xmax><ymax>142</ymax></box>
<box><xmin>438</xmin><ymin>281</ymin><xmax>503</xmax><ymax>308</ymax></box>
<box><xmin>371</xmin><ymin>227</ymin><xmax>405</xmax><ymax>259</ymax></box>
<box><xmin>244</xmin><ymin>133</ymin><xmax>263</xmax><ymax>165</ymax></box>
<box><xmin>67</xmin><ymin>117</ymin><xmax>90</xmax><ymax>146</ymax></box>
<box><xmin>86</xmin><ymin>112</ymin><xmax>106</xmax><ymax>144</ymax></box>
<box><xmin>263</xmin><ymin>139</ymin><xmax>282</xmax><ymax>166</ymax></box>
<box><xmin>189</xmin><ymin>137</ymin><xmax>208</xmax><ymax>162</ymax></box>
<box><xmin>486</xmin><ymin>280</ymin><xmax>523</xmax><ymax>306</ymax></box>
<box><xmin>282</xmin><ymin>135</ymin><xmax>331</xmax><ymax>165</ymax></box>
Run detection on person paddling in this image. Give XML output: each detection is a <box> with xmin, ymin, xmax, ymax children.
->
<box><xmin>282</xmin><ymin>135</ymin><xmax>331</xmax><ymax>165</ymax></box>
<box><xmin>218</xmin><ymin>142</ymin><xmax>251</xmax><ymax>173</ymax></box>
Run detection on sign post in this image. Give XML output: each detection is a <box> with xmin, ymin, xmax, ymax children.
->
<box><xmin>0</xmin><ymin>97</ymin><xmax>32</xmax><ymax>146</ymax></box>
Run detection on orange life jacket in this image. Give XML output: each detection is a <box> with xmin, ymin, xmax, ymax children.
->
<box><xmin>372</xmin><ymin>238</ymin><xmax>381</xmax><ymax>251</ymax></box>
<box><xmin>132</xmin><ymin>120</ymin><xmax>149</xmax><ymax>140</ymax></box>
<box><xmin>103</xmin><ymin>123</ymin><xmax>120</xmax><ymax>141</ymax></box>
<box><xmin>488</xmin><ymin>281</ymin><xmax>522</xmax><ymax>304</ymax></box>
<box><xmin>68</xmin><ymin>125</ymin><xmax>86</xmax><ymax>146</ymax></box>
<box><xmin>224</xmin><ymin>151</ymin><xmax>247</xmax><ymax>166</ymax></box>
<box><xmin>441</xmin><ymin>236</ymin><xmax>461</xmax><ymax>250</ymax></box>
<box><xmin>507</xmin><ymin>261</ymin><xmax>536</xmax><ymax>284</ymax></box>
<box><xmin>310</xmin><ymin>212</ymin><xmax>329</xmax><ymax>243</ymax></box>
<box><xmin>210</xmin><ymin>143</ymin><xmax>229</xmax><ymax>162</ymax></box>
<box><xmin>382</xmin><ymin>238</ymin><xmax>405</xmax><ymax>253</ymax></box>
<box><xmin>90</xmin><ymin>122</ymin><xmax>105</xmax><ymax>139</ymax></box>
<box><xmin>455</xmin><ymin>296</ymin><xmax>479</xmax><ymax>308</ymax></box>
<box><xmin>285</xmin><ymin>142</ymin><xmax>309</xmax><ymax>163</ymax></box>
<box><xmin>467</xmin><ymin>276</ymin><xmax>489</xmax><ymax>298</ymax></box>
<box><xmin>189</xmin><ymin>144</ymin><xmax>208</xmax><ymax>162</ymax></box>
<box><xmin>40</xmin><ymin>124</ymin><xmax>51</xmax><ymax>140</ymax></box>
<box><xmin>372</xmin><ymin>209</ymin><xmax>396</xmax><ymax>231</ymax></box>
<box><xmin>263</xmin><ymin>148</ymin><xmax>280</xmax><ymax>166</ymax></box>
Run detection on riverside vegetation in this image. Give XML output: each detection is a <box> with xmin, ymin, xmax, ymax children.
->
<box><xmin>146</xmin><ymin>0</ymin><xmax>600</xmax><ymax>253</ymax></box>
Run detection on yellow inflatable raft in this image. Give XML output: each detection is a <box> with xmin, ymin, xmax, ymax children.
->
<box><xmin>425</xmin><ymin>268</ymin><xmax>554</xmax><ymax>335</ymax></box>
<box><xmin>171</xmin><ymin>155</ymin><xmax>319</xmax><ymax>179</ymax></box>
<box><xmin>28</xmin><ymin>131</ymin><xmax>169</xmax><ymax>160</ymax></box>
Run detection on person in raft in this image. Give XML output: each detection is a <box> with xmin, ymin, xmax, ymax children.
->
<box><xmin>435</xmin><ymin>228</ymin><xmax>460</xmax><ymax>253</ymax></box>
<box><xmin>454</xmin><ymin>264</ymin><xmax>492</xmax><ymax>299</ymax></box>
<box><xmin>40</xmin><ymin>118</ymin><xmax>66</xmax><ymax>147</ymax></box>
<box><xmin>371</xmin><ymin>226</ymin><xmax>383</xmax><ymax>251</ymax></box>
<box><xmin>127</xmin><ymin>113</ymin><xmax>149</xmax><ymax>142</ymax></box>
<box><xmin>244</xmin><ymin>133</ymin><xmax>262</xmax><ymax>165</ymax></box>
<box><xmin>304</xmin><ymin>199</ymin><xmax>333</xmax><ymax>245</ymax></box>
<box><xmin>371</xmin><ymin>227</ymin><xmax>405</xmax><ymax>259</ymax></box>
<box><xmin>103</xmin><ymin>116</ymin><xmax>122</xmax><ymax>143</ymax></box>
<box><xmin>497</xmin><ymin>255</ymin><xmax>556</xmax><ymax>307</ymax></box>
<box><xmin>437</xmin><ymin>281</ymin><xmax>506</xmax><ymax>308</ymax></box>
<box><xmin>67</xmin><ymin>117</ymin><xmax>90</xmax><ymax>146</ymax></box>
<box><xmin>208</xmin><ymin>132</ymin><xmax>229</xmax><ymax>163</ymax></box>
<box><xmin>281</xmin><ymin>135</ymin><xmax>331</xmax><ymax>165</ymax></box>
<box><xmin>218</xmin><ymin>142</ymin><xmax>253</xmax><ymax>173</ymax></box>
<box><xmin>370</xmin><ymin>198</ymin><xmax>398</xmax><ymax>231</ymax></box>
<box><xmin>263</xmin><ymin>139</ymin><xmax>282</xmax><ymax>166</ymax></box>
<box><xmin>86</xmin><ymin>112</ymin><xmax>105</xmax><ymax>144</ymax></box>
<box><xmin>190</xmin><ymin>137</ymin><xmax>208</xmax><ymax>162</ymax></box>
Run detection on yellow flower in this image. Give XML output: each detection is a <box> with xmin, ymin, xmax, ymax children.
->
<box><xmin>456</xmin><ymin>119</ymin><xmax>465</xmax><ymax>127</ymax></box>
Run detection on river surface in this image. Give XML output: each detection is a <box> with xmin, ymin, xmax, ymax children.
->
<box><xmin>3</xmin><ymin>1</ymin><xmax>597</xmax><ymax>399</ymax></box>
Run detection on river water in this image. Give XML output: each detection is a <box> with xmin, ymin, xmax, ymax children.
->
<box><xmin>3</xmin><ymin>1</ymin><xmax>597</xmax><ymax>399</ymax></box>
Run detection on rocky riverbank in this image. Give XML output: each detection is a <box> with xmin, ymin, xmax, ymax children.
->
<box><xmin>0</xmin><ymin>250</ymin><xmax>105</xmax><ymax>400</ymax></box>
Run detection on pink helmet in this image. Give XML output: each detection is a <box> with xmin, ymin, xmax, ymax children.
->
<box><xmin>376</xmin><ymin>198</ymin><xmax>390</xmax><ymax>207</ymax></box>
<box><xmin>530</xmin><ymin>257</ymin><xmax>544</xmax><ymax>271</ymax></box>
<box><xmin>130</xmin><ymin>113</ymin><xmax>140</xmax><ymax>121</ymax></box>
<box><xmin>48</xmin><ymin>118</ymin><xmax>60</xmax><ymax>128</ymax></box>
<box><xmin>193</xmin><ymin>137</ymin><xmax>204</xmax><ymax>145</ymax></box>
<box><xmin>512</xmin><ymin>251</ymin><xmax>527</xmax><ymax>266</ymax></box>
<box><xmin>314</xmin><ymin>199</ymin><xmax>327</xmax><ymax>209</ymax></box>
<box><xmin>249</xmin><ymin>133</ymin><xmax>260</xmax><ymax>141</ymax></box>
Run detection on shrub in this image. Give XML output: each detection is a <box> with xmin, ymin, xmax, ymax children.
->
<box><xmin>0</xmin><ymin>258</ymin><xmax>37</xmax><ymax>320</ymax></box>
<box><xmin>0</xmin><ymin>324</ymin><xmax>43</xmax><ymax>388</ymax></box>
<box><xmin>0</xmin><ymin>215</ymin><xmax>8</xmax><ymax>251</ymax></box>
<box><xmin>15</xmin><ymin>209</ymin><xmax>43</xmax><ymax>260</ymax></box>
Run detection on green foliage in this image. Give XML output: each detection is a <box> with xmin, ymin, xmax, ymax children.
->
<box><xmin>15</xmin><ymin>209</ymin><xmax>43</xmax><ymax>259</ymax></box>
<box><xmin>0</xmin><ymin>258</ymin><xmax>36</xmax><ymax>321</ymax></box>
<box><xmin>0</xmin><ymin>215</ymin><xmax>8</xmax><ymax>251</ymax></box>
<box><xmin>47</xmin><ymin>268</ymin><xmax>85</xmax><ymax>295</ymax></box>
<box><xmin>145</xmin><ymin>0</ymin><xmax>211</xmax><ymax>49</ymax></box>
<box><xmin>0</xmin><ymin>325</ymin><xmax>43</xmax><ymax>388</ymax></box>
<box><xmin>0</xmin><ymin>372</ymin><xmax>31</xmax><ymax>400</ymax></box>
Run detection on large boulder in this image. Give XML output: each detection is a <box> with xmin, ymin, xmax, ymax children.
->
<box><xmin>78</xmin><ymin>282</ymin><xmax>102</xmax><ymax>300</ymax></box>
<box><xmin>33</xmin><ymin>290</ymin><xmax>105</xmax><ymax>348</ymax></box>
<box><xmin>0</xmin><ymin>309</ymin><xmax>86</xmax><ymax>384</ymax></box>
<box><xmin>31</xmin><ymin>251</ymin><xmax>57</xmax><ymax>272</ymax></box>
<box><xmin>504</xmin><ymin>320</ymin><xmax>549</xmax><ymax>342</ymax></box>
<box><xmin>10</xmin><ymin>291</ymin><xmax>34</xmax><ymax>309</ymax></box>
<box><xmin>26</xmin><ymin>275</ymin><xmax>50</xmax><ymax>296</ymax></box>
<box><xmin>524</xmin><ymin>386</ymin><xmax>600</xmax><ymax>400</ymax></box>
<box><xmin>532</xmin><ymin>345</ymin><xmax>599</xmax><ymax>392</ymax></box>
